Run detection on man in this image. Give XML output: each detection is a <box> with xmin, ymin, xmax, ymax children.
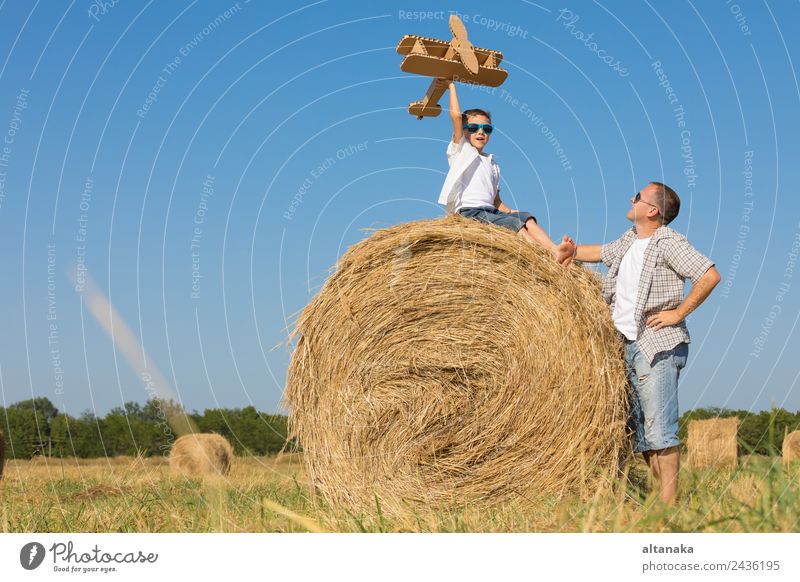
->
<box><xmin>574</xmin><ymin>182</ymin><xmax>720</xmax><ymax>503</ymax></box>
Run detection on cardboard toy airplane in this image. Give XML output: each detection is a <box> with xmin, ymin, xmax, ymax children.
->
<box><xmin>396</xmin><ymin>14</ymin><xmax>508</xmax><ymax>119</ymax></box>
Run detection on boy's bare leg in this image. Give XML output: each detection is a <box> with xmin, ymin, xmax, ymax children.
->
<box><xmin>553</xmin><ymin>235</ymin><xmax>575</xmax><ymax>265</ymax></box>
<box><xmin>521</xmin><ymin>219</ymin><xmax>575</xmax><ymax>265</ymax></box>
<box><xmin>517</xmin><ymin>228</ymin><xmax>537</xmax><ymax>245</ymax></box>
<box><xmin>523</xmin><ymin>218</ymin><xmax>553</xmax><ymax>248</ymax></box>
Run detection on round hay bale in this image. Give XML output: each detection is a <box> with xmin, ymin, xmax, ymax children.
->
<box><xmin>285</xmin><ymin>217</ymin><xmax>628</xmax><ymax>515</ymax></box>
<box><xmin>168</xmin><ymin>433</ymin><xmax>233</xmax><ymax>477</ymax></box>
<box><xmin>0</xmin><ymin>429</ymin><xmax>5</xmax><ymax>480</ymax></box>
<box><xmin>687</xmin><ymin>418</ymin><xmax>739</xmax><ymax>469</ymax></box>
<box><xmin>783</xmin><ymin>431</ymin><xmax>800</xmax><ymax>465</ymax></box>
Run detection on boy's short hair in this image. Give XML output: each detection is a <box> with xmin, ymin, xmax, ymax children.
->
<box><xmin>650</xmin><ymin>181</ymin><xmax>680</xmax><ymax>225</ymax></box>
<box><xmin>462</xmin><ymin>108</ymin><xmax>492</xmax><ymax>124</ymax></box>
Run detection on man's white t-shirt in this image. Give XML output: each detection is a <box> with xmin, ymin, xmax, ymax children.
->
<box><xmin>455</xmin><ymin>154</ymin><xmax>498</xmax><ymax>211</ymax></box>
<box><xmin>613</xmin><ymin>236</ymin><xmax>652</xmax><ymax>340</ymax></box>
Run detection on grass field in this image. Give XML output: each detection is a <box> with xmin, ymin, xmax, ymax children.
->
<box><xmin>1</xmin><ymin>454</ymin><xmax>798</xmax><ymax>532</ymax></box>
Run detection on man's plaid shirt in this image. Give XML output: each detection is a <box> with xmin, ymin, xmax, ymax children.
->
<box><xmin>600</xmin><ymin>225</ymin><xmax>714</xmax><ymax>364</ymax></box>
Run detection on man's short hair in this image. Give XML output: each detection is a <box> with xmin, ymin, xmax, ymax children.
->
<box><xmin>462</xmin><ymin>108</ymin><xmax>492</xmax><ymax>124</ymax></box>
<box><xmin>650</xmin><ymin>181</ymin><xmax>680</xmax><ymax>225</ymax></box>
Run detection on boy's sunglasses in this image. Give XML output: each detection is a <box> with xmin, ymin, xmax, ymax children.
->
<box><xmin>634</xmin><ymin>192</ymin><xmax>659</xmax><ymax>209</ymax></box>
<box><xmin>462</xmin><ymin>123</ymin><xmax>493</xmax><ymax>134</ymax></box>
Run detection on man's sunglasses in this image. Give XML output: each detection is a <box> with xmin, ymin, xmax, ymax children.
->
<box><xmin>634</xmin><ymin>192</ymin><xmax>659</xmax><ymax>209</ymax></box>
<box><xmin>462</xmin><ymin>123</ymin><xmax>493</xmax><ymax>134</ymax></box>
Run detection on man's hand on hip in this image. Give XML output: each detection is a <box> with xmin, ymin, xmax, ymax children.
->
<box><xmin>646</xmin><ymin>309</ymin><xmax>685</xmax><ymax>330</ymax></box>
<box><xmin>646</xmin><ymin>267</ymin><xmax>721</xmax><ymax>330</ymax></box>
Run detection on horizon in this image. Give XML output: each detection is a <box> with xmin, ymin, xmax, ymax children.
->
<box><xmin>3</xmin><ymin>393</ymin><xmax>798</xmax><ymax>418</ymax></box>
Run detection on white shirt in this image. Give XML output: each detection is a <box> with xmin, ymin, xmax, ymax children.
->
<box><xmin>456</xmin><ymin>154</ymin><xmax>498</xmax><ymax>211</ymax></box>
<box><xmin>613</xmin><ymin>236</ymin><xmax>652</xmax><ymax>340</ymax></box>
<box><xmin>438</xmin><ymin>136</ymin><xmax>500</xmax><ymax>214</ymax></box>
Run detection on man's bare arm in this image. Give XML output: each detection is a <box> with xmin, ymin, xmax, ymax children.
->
<box><xmin>646</xmin><ymin>267</ymin><xmax>721</xmax><ymax>330</ymax></box>
<box><xmin>574</xmin><ymin>244</ymin><xmax>602</xmax><ymax>263</ymax></box>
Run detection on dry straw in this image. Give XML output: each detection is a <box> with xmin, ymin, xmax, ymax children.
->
<box><xmin>168</xmin><ymin>433</ymin><xmax>234</xmax><ymax>477</ymax></box>
<box><xmin>285</xmin><ymin>217</ymin><xmax>629</xmax><ymax>516</ymax></box>
<box><xmin>783</xmin><ymin>431</ymin><xmax>800</xmax><ymax>465</ymax></box>
<box><xmin>0</xmin><ymin>429</ymin><xmax>5</xmax><ymax>480</ymax></box>
<box><xmin>688</xmin><ymin>418</ymin><xmax>739</xmax><ymax>469</ymax></box>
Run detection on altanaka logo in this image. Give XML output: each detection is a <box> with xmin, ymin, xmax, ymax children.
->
<box><xmin>20</xmin><ymin>542</ymin><xmax>46</xmax><ymax>570</ymax></box>
<box><xmin>642</xmin><ymin>543</ymin><xmax>694</xmax><ymax>554</ymax></box>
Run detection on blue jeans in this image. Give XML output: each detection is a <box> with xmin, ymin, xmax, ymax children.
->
<box><xmin>458</xmin><ymin>206</ymin><xmax>536</xmax><ymax>233</ymax></box>
<box><xmin>624</xmin><ymin>341</ymin><xmax>688</xmax><ymax>453</ymax></box>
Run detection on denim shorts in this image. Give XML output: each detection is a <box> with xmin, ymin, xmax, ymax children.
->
<box><xmin>624</xmin><ymin>341</ymin><xmax>688</xmax><ymax>453</ymax></box>
<box><xmin>458</xmin><ymin>206</ymin><xmax>536</xmax><ymax>233</ymax></box>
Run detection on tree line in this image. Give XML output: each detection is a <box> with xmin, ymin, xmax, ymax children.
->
<box><xmin>0</xmin><ymin>397</ymin><xmax>289</xmax><ymax>459</ymax></box>
<box><xmin>2</xmin><ymin>398</ymin><xmax>799</xmax><ymax>459</ymax></box>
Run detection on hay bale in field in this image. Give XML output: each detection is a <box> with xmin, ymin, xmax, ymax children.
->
<box><xmin>783</xmin><ymin>431</ymin><xmax>800</xmax><ymax>464</ymax></box>
<box><xmin>687</xmin><ymin>418</ymin><xmax>739</xmax><ymax>469</ymax></box>
<box><xmin>168</xmin><ymin>433</ymin><xmax>233</xmax><ymax>477</ymax></box>
<box><xmin>0</xmin><ymin>429</ymin><xmax>5</xmax><ymax>480</ymax></box>
<box><xmin>284</xmin><ymin>217</ymin><xmax>629</xmax><ymax>516</ymax></box>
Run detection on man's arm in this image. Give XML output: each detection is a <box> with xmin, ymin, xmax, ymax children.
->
<box><xmin>574</xmin><ymin>244</ymin><xmax>602</xmax><ymax>263</ymax></box>
<box><xmin>646</xmin><ymin>266</ymin><xmax>721</xmax><ymax>330</ymax></box>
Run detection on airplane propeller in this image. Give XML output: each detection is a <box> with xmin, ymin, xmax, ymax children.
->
<box><xmin>449</xmin><ymin>15</ymin><xmax>479</xmax><ymax>75</ymax></box>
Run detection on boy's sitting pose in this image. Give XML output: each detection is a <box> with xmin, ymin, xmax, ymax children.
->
<box><xmin>437</xmin><ymin>79</ymin><xmax>575</xmax><ymax>264</ymax></box>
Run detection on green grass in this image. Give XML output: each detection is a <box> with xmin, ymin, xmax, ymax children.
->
<box><xmin>1</xmin><ymin>454</ymin><xmax>798</xmax><ymax>532</ymax></box>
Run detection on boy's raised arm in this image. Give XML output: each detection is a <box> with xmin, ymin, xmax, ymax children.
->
<box><xmin>438</xmin><ymin>79</ymin><xmax>462</xmax><ymax>143</ymax></box>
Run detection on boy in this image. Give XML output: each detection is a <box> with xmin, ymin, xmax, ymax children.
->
<box><xmin>436</xmin><ymin>79</ymin><xmax>575</xmax><ymax>264</ymax></box>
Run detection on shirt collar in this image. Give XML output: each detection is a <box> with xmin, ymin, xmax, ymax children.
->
<box><xmin>631</xmin><ymin>224</ymin><xmax>670</xmax><ymax>241</ymax></box>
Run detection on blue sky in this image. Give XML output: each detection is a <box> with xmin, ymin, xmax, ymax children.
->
<box><xmin>0</xmin><ymin>0</ymin><xmax>798</xmax><ymax>417</ymax></box>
